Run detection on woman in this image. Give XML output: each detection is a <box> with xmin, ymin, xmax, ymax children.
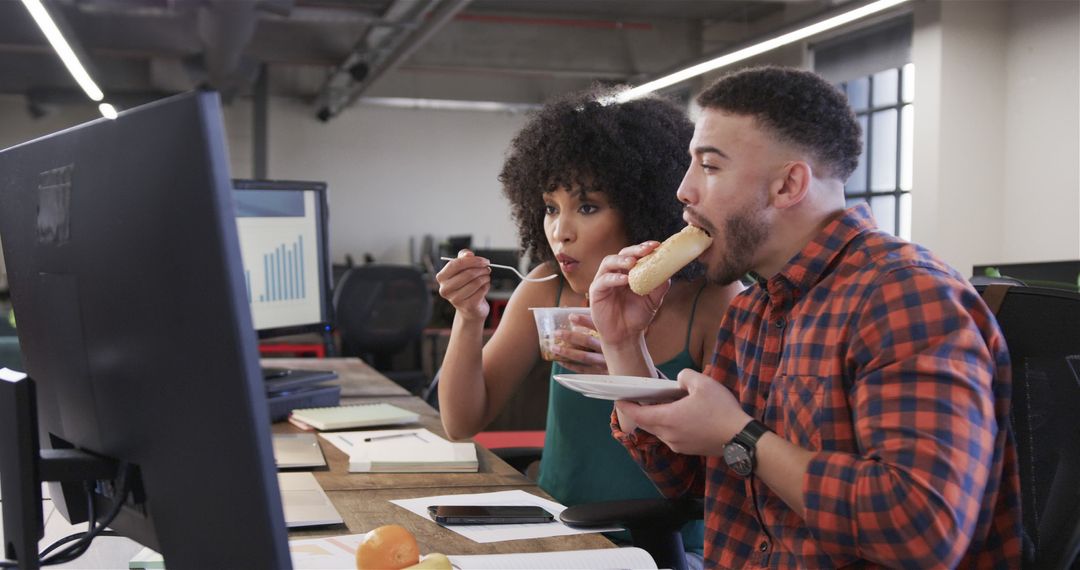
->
<box><xmin>435</xmin><ymin>87</ymin><xmax>743</xmax><ymax>558</ymax></box>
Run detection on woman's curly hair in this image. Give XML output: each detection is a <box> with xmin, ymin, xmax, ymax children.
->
<box><xmin>499</xmin><ymin>86</ymin><xmax>699</xmax><ymax>279</ymax></box>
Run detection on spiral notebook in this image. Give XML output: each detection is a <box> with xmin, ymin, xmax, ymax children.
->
<box><xmin>288</xmin><ymin>402</ymin><xmax>419</xmax><ymax>431</ymax></box>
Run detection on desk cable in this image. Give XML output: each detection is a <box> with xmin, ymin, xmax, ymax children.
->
<box><xmin>0</xmin><ymin>463</ymin><xmax>132</xmax><ymax>569</ymax></box>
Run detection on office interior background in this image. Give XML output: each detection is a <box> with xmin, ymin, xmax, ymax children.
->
<box><xmin>0</xmin><ymin>0</ymin><xmax>1077</xmax><ymax>319</ymax></box>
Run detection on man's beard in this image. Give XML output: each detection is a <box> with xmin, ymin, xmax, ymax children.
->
<box><xmin>707</xmin><ymin>202</ymin><xmax>768</xmax><ymax>286</ymax></box>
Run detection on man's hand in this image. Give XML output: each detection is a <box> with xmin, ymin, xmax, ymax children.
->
<box><xmin>589</xmin><ymin>242</ymin><xmax>670</xmax><ymax>349</ymax></box>
<box><xmin>615</xmin><ymin>369</ymin><xmax>751</xmax><ymax>456</ymax></box>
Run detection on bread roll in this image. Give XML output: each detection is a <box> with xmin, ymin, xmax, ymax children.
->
<box><xmin>628</xmin><ymin>226</ymin><xmax>712</xmax><ymax>295</ymax></box>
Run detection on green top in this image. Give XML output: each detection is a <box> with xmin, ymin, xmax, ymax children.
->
<box><xmin>536</xmin><ymin>281</ymin><xmax>706</xmax><ymax>553</ymax></box>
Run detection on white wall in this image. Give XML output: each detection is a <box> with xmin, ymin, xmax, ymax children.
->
<box><xmin>912</xmin><ymin>0</ymin><xmax>1080</xmax><ymax>274</ymax></box>
<box><xmin>1000</xmin><ymin>0</ymin><xmax>1080</xmax><ymax>264</ymax></box>
<box><xmin>0</xmin><ymin>96</ymin><xmax>98</xmax><ymax>148</ymax></box>
<box><xmin>238</xmin><ymin>97</ymin><xmax>528</xmax><ymax>265</ymax></box>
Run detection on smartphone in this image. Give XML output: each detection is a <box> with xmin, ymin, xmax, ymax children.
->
<box><xmin>427</xmin><ymin>505</ymin><xmax>555</xmax><ymax>525</ymax></box>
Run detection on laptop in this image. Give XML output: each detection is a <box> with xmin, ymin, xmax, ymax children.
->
<box><xmin>272</xmin><ymin>433</ymin><xmax>327</xmax><ymax>469</ymax></box>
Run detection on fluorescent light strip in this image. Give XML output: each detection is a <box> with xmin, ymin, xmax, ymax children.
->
<box><xmin>359</xmin><ymin>96</ymin><xmax>541</xmax><ymax>113</ymax></box>
<box><xmin>98</xmin><ymin>103</ymin><xmax>118</xmax><ymax>120</ymax></box>
<box><xmin>21</xmin><ymin>0</ymin><xmax>104</xmax><ymax>102</ymax></box>
<box><xmin>615</xmin><ymin>0</ymin><xmax>912</xmax><ymax>103</ymax></box>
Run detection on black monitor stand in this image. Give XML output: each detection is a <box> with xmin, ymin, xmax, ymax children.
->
<box><xmin>0</xmin><ymin>373</ymin><xmax>126</xmax><ymax>570</ymax></box>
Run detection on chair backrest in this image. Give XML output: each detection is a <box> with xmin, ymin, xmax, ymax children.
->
<box><xmin>978</xmin><ymin>285</ymin><xmax>1080</xmax><ymax>568</ymax></box>
<box><xmin>333</xmin><ymin>265</ymin><xmax>433</xmax><ymax>362</ymax></box>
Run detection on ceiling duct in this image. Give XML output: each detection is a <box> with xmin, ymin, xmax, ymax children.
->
<box><xmin>194</xmin><ymin>0</ymin><xmax>294</xmax><ymax>99</ymax></box>
<box><xmin>315</xmin><ymin>0</ymin><xmax>472</xmax><ymax>121</ymax></box>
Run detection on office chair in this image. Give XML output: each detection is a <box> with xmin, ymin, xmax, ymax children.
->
<box><xmin>970</xmin><ymin>274</ymin><xmax>1027</xmax><ymax>287</ymax></box>
<box><xmin>976</xmin><ymin>284</ymin><xmax>1080</xmax><ymax>568</ymax></box>
<box><xmin>333</xmin><ymin>265</ymin><xmax>433</xmax><ymax>393</ymax></box>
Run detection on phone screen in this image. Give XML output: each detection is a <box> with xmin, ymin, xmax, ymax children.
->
<box><xmin>427</xmin><ymin>505</ymin><xmax>554</xmax><ymax>524</ymax></box>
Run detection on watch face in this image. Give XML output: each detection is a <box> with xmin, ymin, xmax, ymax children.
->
<box><xmin>724</xmin><ymin>442</ymin><xmax>753</xmax><ymax>477</ymax></box>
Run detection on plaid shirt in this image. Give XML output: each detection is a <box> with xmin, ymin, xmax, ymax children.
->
<box><xmin>613</xmin><ymin>205</ymin><xmax>1022</xmax><ymax>569</ymax></box>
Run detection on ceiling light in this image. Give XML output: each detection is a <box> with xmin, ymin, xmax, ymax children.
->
<box><xmin>614</xmin><ymin>0</ymin><xmax>913</xmax><ymax>103</ymax></box>
<box><xmin>21</xmin><ymin>0</ymin><xmax>104</xmax><ymax>102</ymax></box>
<box><xmin>358</xmin><ymin>97</ymin><xmax>541</xmax><ymax>113</ymax></box>
<box><xmin>98</xmin><ymin>103</ymin><xmax>118</xmax><ymax>120</ymax></box>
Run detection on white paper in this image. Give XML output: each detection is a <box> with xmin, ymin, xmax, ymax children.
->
<box><xmin>289</xmin><ymin>533</ymin><xmax>367</xmax><ymax>570</ymax></box>
<box><xmin>0</xmin><ymin>367</ymin><xmax>27</xmax><ymax>381</ymax></box>
<box><xmin>449</xmin><ymin>547</ymin><xmax>657</xmax><ymax>569</ymax></box>
<box><xmin>129</xmin><ymin>534</ymin><xmax>371</xmax><ymax>570</ymax></box>
<box><xmin>289</xmin><ymin>535</ymin><xmax>655</xmax><ymax>570</ymax></box>
<box><xmin>390</xmin><ymin>489</ymin><xmax>621</xmax><ymax>543</ymax></box>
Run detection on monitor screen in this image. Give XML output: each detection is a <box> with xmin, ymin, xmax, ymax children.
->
<box><xmin>0</xmin><ymin>91</ymin><xmax>289</xmax><ymax>568</ymax></box>
<box><xmin>233</xmin><ymin>179</ymin><xmax>333</xmax><ymax>339</ymax></box>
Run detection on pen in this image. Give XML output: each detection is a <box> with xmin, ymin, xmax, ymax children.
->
<box><xmin>364</xmin><ymin>433</ymin><xmax>416</xmax><ymax>442</ymax></box>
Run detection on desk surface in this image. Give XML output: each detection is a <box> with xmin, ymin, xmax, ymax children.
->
<box><xmin>1</xmin><ymin>357</ymin><xmax>611</xmax><ymax>567</ymax></box>
<box><xmin>272</xmin><ymin>397</ymin><xmax>528</xmax><ymax>491</ymax></box>
<box><xmin>295</xmin><ymin>486</ymin><xmax>613</xmax><ymax>555</ymax></box>
<box><xmin>261</xmin><ymin>357</ymin><xmax>412</xmax><ymax>398</ymax></box>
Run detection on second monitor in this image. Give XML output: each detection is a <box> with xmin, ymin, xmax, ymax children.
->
<box><xmin>233</xmin><ymin>179</ymin><xmax>333</xmax><ymax>339</ymax></box>
<box><xmin>233</xmin><ymin>179</ymin><xmax>339</xmax><ymax>412</ymax></box>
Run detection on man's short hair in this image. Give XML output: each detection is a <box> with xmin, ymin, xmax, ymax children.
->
<box><xmin>697</xmin><ymin>66</ymin><xmax>862</xmax><ymax>181</ymax></box>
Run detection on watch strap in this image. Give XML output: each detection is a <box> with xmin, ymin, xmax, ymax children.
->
<box><xmin>733</xmin><ymin>419</ymin><xmax>769</xmax><ymax>450</ymax></box>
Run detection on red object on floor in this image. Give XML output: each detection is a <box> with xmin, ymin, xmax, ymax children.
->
<box><xmin>488</xmin><ymin>298</ymin><xmax>510</xmax><ymax>329</ymax></box>
<box><xmin>472</xmin><ymin>430</ymin><xmax>546</xmax><ymax>450</ymax></box>
<box><xmin>258</xmin><ymin>343</ymin><xmax>326</xmax><ymax>358</ymax></box>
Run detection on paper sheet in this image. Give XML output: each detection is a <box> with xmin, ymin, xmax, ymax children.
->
<box><xmin>449</xmin><ymin>547</ymin><xmax>657</xmax><ymax>569</ymax></box>
<box><xmin>390</xmin><ymin>489</ymin><xmax>620</xmax><ymax>543</ymax></box>
<box><xmin>291</xmin><ymin>534</ymin><xmax>655</xmax><ymax>570</ymax></box>
<box><xmin>133</xmin><ymin>534</ymin><xmax>654</xmax><ymax>570</ymax></box>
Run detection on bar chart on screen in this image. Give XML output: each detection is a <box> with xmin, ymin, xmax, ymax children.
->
<box><xmin>245</xmin><ymin>234</ymin><xmax>308</xmax><ymax>303</ymax></box>
<box><xmin>236</xmin><ymin>191</ymin><xmax>322</xmax><ymax>331</ymax></box>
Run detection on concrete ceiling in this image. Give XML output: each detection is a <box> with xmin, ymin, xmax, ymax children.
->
<box><xmin>0</xmin><ymin>0</ymin><xmax>843</xmax><ymax>118</ymax></box>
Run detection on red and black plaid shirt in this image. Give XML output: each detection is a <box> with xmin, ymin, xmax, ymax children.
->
<box><xmin>614</xmin><ymin>205</ymin><xmax>1022</xmax><ymax>568</ymax></box>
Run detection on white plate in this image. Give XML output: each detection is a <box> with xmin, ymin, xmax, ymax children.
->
<box><xmin>553</xmin><ymin>374</ymin><xmax>687</xmax><ymax>403</ymax></box>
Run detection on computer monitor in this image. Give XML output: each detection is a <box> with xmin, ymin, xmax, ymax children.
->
<box><xmin>0</xmin><ymin>92</ymin><xmax>289</xmax><ymax>568</ymax></box>
<box><xmin>233</xmin><ymin>179</ymin><xmax>333</xmax><ymax>339</ymax></box>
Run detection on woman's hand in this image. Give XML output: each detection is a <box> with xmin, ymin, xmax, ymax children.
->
<box><xmin>550</xmin><ymin>312</ymin><xmax>607</xmax><ymax>374</ymax></box>
<box><xmin>435</xmin><ymin>250</ymin><xmax>492</xmax><ymax>322</ymax></box>
<box><xmin>589</xmin><ymin>242</ymin><xmax>670</xmax><ymax>349</ymax></box>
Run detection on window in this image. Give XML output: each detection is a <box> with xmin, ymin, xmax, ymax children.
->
<box><xmin>839</xmin><ymin>63</ymin><xmax>914</xmax><ymax>240</ymax></box>
<box><xmin>813</xmin><ymin>16</ymin><xmax>913</xmax><ymax>240</ymax></box>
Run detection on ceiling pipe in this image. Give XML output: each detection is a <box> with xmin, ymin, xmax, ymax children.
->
<box><xmin>196</xmin><ymin>0</ymin><xmax>259</xmax><ymax>98</ymax></box>
<box><xmin>317</xmin><ymin>0</ymin><xmax>473</xmax><ymax>120</ymax></box>
<box><xmin>194</xmin><ymin>0</ymin><xmax>294</xmax><ymax>99</ymax></box>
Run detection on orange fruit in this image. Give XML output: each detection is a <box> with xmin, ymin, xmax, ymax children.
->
<box><xmin>355</xmin><ymin>524</ymin><xmax>420</xmax><ymax>570</ymax></box>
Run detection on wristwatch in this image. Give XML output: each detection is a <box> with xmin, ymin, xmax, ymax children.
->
<box><xmin>723</xmin><ymin>419</ymin><xmax>770</xmax><ymax>477</ymax></box>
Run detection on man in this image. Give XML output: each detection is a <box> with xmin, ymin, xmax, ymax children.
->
<box><xmin>589</xmin><ymin>66</ymin><xmax>1022</xmax><ymax>568</ymax></box>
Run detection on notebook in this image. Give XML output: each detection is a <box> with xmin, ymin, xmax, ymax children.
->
<box><xmin>320</xmin><ymin>428</ymin><xmax>478</xmax><ymax>473</ymax></box>
<box><xmin>288</xmin><ymin>402</ymin><xmax>419</xmax><ymax>431</ymax></box>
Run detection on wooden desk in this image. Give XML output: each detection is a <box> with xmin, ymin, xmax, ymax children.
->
<box><xmin>292</xmin><ymin>486</ymin><xmax>612</xmax><ymax>554</ymax></box>
<box><xmin>8</xmin><ymin>358</ymin><xmax>610</xmax><ymax>567</ymax></box>
<box><xmin>272</xmin><ymin>397</ymin><xmax>528</xmax><ymax>491</ymax></box>
<box><xmin>268</xmin><ymin>359</ymin><xmax>611</xmax><ymax>550</ymax></box>
<box><xmin>260</xmin><ymin>357</ymin><xmax>411</xmax><ymax>398</ymax></box>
